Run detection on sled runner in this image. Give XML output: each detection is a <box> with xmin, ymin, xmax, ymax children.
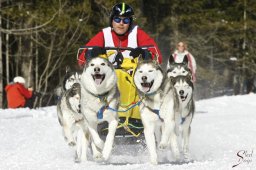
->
<box><xmin>77</xmin><ymin>46</ymin><xmax>159</xmax><ymax>139</ymax></box>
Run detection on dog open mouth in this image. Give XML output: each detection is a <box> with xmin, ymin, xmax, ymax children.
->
<box><xmin>92</xmin><ymin>74</ymin><xmax>105</xmax><ymax>85</ymax></box>
<box><xmin>141</xmin><ymin>80</ymin><xmax>154</xmax><ymax>92</ymax></box>
<box><xmin>180</xmin><ymin>94</ymin><xmax>188</xmax><ymax>101</ymax></box>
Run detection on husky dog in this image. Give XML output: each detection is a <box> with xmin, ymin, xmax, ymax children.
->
<box><xmin>167</xmin><ymin>55</ymin><xmax>191</xmax><ymax>79</ymax></box>
<box><xmin>54</xmin><ymin>67</ymin><xmax>81</xmax><ymax>100</ymax></box>
<box><xmin>80</xmin><ymin>56</ymin><xmax>119</xmax><ymax>161</ymax></box>
<box><xmin>57</xmin><ymin>83</ymin><xmax>90</xmax><ymax>162</ymax></box>
<box><xmin>63</xmin><ymin>69</ymin><xmax>81</xmax><ymax>91</ymax></box>
<box><xmin>172</xmin><ymin>75</ymin><xmax>195</xmax><ymax>161</ymax></box>
<box><xmin>57</xmin><ymin>83</ymin><xmax>83</xmax><ymax>145</ymax></box>
<box><xmin>134</xmin><ymin>58</ymin><xmax>180</xmax><ymax>164</ymax></box>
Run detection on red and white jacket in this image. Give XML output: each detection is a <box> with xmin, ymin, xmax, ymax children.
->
<box><xmin>78</xmin><ymin>25</ymin><xmax>162</xmax><ymax>67</ymax></box>
<box><xmin>5</xmin><ymin>83</ymin><xmax>33</xmax><ymax>108</ymax></box>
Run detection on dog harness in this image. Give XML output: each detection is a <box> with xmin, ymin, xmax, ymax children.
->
<box><xmin>94</xmin><ymin>94</ymin><xmax>109</xmax><ymax>120</ymax></box>
<box><xmin>140</xmin><ymin>94</ymin><xmax>164</xmax><ymax>122</ymax></box>
<box><xmin>102</xmin><ymin>25</ymin><xmax>138</xmax><ymax>62</ymax></box>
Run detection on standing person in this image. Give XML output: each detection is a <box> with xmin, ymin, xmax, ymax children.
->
<box><xmin>5</xmin><ymin>76</ymin><xmax>34</xmax><ymax>109</ymax></box>
<box><xmin>172</xmin><ymin>41</ymin><xmax>197</xmax><ymax>82</ymax></box>
<box><xmin>78</xmin><ymin>2</ymin><xmax>163</xmax><ymax>67</ymax></box>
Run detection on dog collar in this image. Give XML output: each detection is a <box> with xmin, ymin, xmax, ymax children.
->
<box><xmin>144</xmin><ymin>91</ymin><xmax>157</xmax><ymax>96</ymax></box>
<box><xmin>85</xmin><ymin>88</ymin><xmax>109</xmax><ymax>101</ymax></box>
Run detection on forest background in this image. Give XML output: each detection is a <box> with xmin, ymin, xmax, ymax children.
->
<box><xmin>0</xmin><ymin>0</ymin><xmax>255</xmax><ymax>107</ymax></box>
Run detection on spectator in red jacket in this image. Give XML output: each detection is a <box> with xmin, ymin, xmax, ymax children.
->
<box><xmin>78</xmin><ymin>2</ymin><xmax>163</xmax><ymax>67</ymax></box>
<box><xmin>5</xmin><ymin>76</ymin><xmax>34</xmax><ymax>108</ymax></box>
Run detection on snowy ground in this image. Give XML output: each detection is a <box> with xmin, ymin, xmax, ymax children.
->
<box><xmin>0</xmin><ymin>94</ymin><xmax>256</xmax><ymax>170</ymax></box>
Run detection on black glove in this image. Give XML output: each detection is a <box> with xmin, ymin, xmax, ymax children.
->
<box><xmin>86</xmin><ymin>46</ymin><xmax>106</xmax><ymax>60</ymax></box>
<box><xmin>129</xmin><ymin>47</ymin><xmax>152</xmax><ymax>60</ymax></box>
<box><xmin>113</xmin><ymin>52</ymin><xmax>124</xmax><ymax>69</ymax></box>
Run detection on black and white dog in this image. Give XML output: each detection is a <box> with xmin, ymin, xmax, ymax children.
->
<box><xmin>57</xmin><ymin>83</ymin><xmax>92</xmax><ymax>162</ymax></box>
<box><xmin>54</xmin><ymin>67</ymin><xmax>81</xmax><ymax>100</ymax></box>
<box><xmin>171</xmin><ymin>75</ymin><xmax>195</xmax><ymax>161</ymax></box>
<box><xmin>80</xmin><ymin>56</ymin><xmax>119</xmax><ymax>161</ymax></box>
<box><xmin>134</xmin><ymin>58</ymin><xmax>180</xmax><ymax>164</ymax></box>
<box><xmin>167</xmin><ymin>55</ymin><xmax>192</xmax><ymax>79</ymax></box>
<box><xmin>167</xmin><ymin>55</ymin><xmax>195</xmax><ymax>161</ymax></box>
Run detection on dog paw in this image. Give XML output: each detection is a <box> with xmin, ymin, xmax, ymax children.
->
<box><xmin>150</xmin><ymin>159</ymin><xmax>158</xmax><ymax>165</ymax></box>
<box><xmin>74</xmin><ymin>153</ymin><xmax>81</xmax><ymax>163</ymax></box>
<box><xmin>183</xmin><ymin>152</ymin><xmax>191</xmax><ymax>162</ymax></box>
<box><xmin>102</xmin><ymin>153</ymin><xmax>109</xmax><ymax>161</ymax></box>
<box><xmin>173</xmin><ymin>151</ymin><xmax>181</xmax><ymax>161</ymax></box>
<box><xmin>74</xmin><ymin>157</ymin><xmax>81</xmax><ymax>163</ymax></box>
<box><xmin>74</xmin><ymin>114</ymin><xmax>84</xmax><ymax>122</ymax></box>
<box><xmin>158</xmin><ymin>142</ymin><xmax>168</xmax><ymax>150</ymax></box>
<box><xmin>68</xmin><ymin>141</ymin><xmax>76</xmax><ymax>147</ymax></box>
<box><xmin>93</xmin><ymin>153</ymin><xmax>103</xmax><ymax>161</ymax></box>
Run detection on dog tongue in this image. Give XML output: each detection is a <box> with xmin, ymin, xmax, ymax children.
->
<box><xmin>143</xmin><ymin>87</ymin><xmax>150</xmax><ymax>92</ymax></box>
<box><xmin>95</xmin><ymin>78</ymin><xmax>102</xmax><ymax>85</ymax></box>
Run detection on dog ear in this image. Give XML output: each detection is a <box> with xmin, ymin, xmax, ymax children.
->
<box><xmin>138</xmin><ymin>54</ymin><xmax>144</xmax><ymax>64</ymax></box>
<box><xmin>185</xmin><ymin>75</ymin><xmax>194</xmax><ymax>89</ymax></box>
<box><xmin>170</xmin><ymin>76</ymin><xmax>176</xmax><ymax>85</ymax></box>
<box><xmin>152</xmin><ymin>54</ymin><xmax>158</xmax><ymax>65</ymax></box>
<box><xmin>182</xmin><ymin>55</ymin><xmax>189</xmax><ymax>65</ymax></box>
<box><xmin>169</xmin><ymin>55</ymin><xmax>175</xmax><ymax>64</ymax></box>
<box><xmin>66</xmin><ymin>66</ymin><xmax>71</xmax><ymax>73</ymax></box>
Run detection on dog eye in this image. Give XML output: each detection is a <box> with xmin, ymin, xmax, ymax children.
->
<box><xmin>139</xmin><ymin>70</ymin><xmax>143</xmax><ymax>73</ymax></box>
<box><xmin>101</xmin><ymin>63</ymin><xmax>105</xmax><ymax>66</ymax></box>
<box><xmin>91</xmin><ymin>63</ymin><xmax>95</xmax><ymax>66</ymax></box>
<box><xmin>173</xmin><ymin>71</ymin><xmax>176</xmax><ymax>74</ymax></box>
<box><xmin>148</xmin><ymin>70</ymin><xmax>153</xmax><ymax>72</ymax></box>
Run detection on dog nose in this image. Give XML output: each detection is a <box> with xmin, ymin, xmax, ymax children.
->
<box><xmin>94</xmin><ymin>67</ymin><xmax>100</xmax><ymax>72</ymax></box>
<box><xmin>179</xmin><ymin>90</ymin><xmax>184</xmax><ymax>95</ymax></box>
<box><xmin>142</xmin><ymin>76</ymin><xmax>147</xmax><ymax>81</ymax></box>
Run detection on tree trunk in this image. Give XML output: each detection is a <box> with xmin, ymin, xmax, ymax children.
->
<box><xmin>0</xmin><ymin>1</ymin><xmax>3</xmax><ymax>108</ymax></box>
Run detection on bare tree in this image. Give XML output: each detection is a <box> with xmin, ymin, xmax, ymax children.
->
<box><xmin>0</xmin><ymin>1</ymin><xmax>3</xmax><ymax>108</ymax></box>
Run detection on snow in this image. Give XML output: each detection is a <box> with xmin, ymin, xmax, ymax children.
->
<box><xmin>0</xmin><ymin>94</ymin><xmax>256</xmax><ymax>170</ymax></box>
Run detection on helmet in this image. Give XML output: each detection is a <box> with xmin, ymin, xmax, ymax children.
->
<box><xmin>110</xmin><ymin>3</ymin><xmax>134</xmax><ymax>27</ymax></box>
<box><xmin>13</xmin><ymin>76</ymin><xmax>25</xmax><ymax>84</ymax></box>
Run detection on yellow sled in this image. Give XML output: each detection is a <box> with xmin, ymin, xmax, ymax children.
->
<box><xmin>77</xmin><ymin>46</ymin><xmax>157</xmax><ymax>138</ymax></box>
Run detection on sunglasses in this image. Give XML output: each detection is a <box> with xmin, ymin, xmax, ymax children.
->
<box><xmin>113</xmin><ymin>17</ymin><xmax>131</xmax><ymax>24</ymax></box>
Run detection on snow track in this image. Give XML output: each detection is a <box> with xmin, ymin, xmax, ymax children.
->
<box><xmin>0</xmin><ymin>94</ymin><xmax>256</xmax><ymax>170</ymax></box>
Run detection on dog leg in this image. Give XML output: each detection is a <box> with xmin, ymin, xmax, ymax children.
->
<box><xmin>63</xmin><ymin>125</ymin><xmax>76</xmax><ymax>146</ymax></box>
<box><xmin>158</xmin><ymin>123</ymin><xmax>171</xmax><ymax>150</ymax></box>
<box><xmin>75</xmin><ymin>128</ymin><xmax>88</xmax><ymax>162</ymax></box>
<box><xmin>169</xmin><ymin>127</ymin><xmax>180</xmax><ymax>161</ymax></box>
<box><xmin>91</xmin><ymin>141</ymin><xmax>103</xmax><ymax>161</ymax></box>
<box><xmin>102</xmin><ymin>119</ymin><xmax>118</xmax><ymax>161</ymax></box>
<box><xmin>88</xmin><ymin>124</ymin><xmax>104</xmax><ymax>150</ymax></box>
<box><xmin>144</xmin><ymin>123</ymin><xmax>158</xmax><ymax>165</ymax></box>
<box><xmin>182</xmin><ymin>126</ymin><xmax>191</xmax><ymax>161</ymax></box>
<box><xmin>154</xmin><ymin>125</ymin><xmax>161</xmax><ymax>146</ymax></box>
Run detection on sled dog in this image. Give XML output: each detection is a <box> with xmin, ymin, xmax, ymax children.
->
<box><xmin>167</xmin><ymin>55</ymin><xmax>192</xmax><ymax>79</ymax></box>
<box><xmin>54</xmin><ymin>67</ymin><xmax>81</xmax><ymax>100</ymax></box>
<box><xmin>80</xmin><ymin>56</ymin><xmax>119</xmax><ymax>161</ymax></box>
<box><xmin>172</xmin><ymin>75</ymin><xmax>195</xmax><ymax>161</ymax></box>
<box><xmin>134</xmin><ymin>58</ymin><xmax>180</xmax><ymax>164</ymax></box>
<box><xmin>57</xmin><ymin>83</ymin><xmax>91</xmax><ymax>162</ymax></box>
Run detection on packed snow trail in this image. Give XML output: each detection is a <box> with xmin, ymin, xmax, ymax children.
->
<box><xmin>0</xmin><ymin>94</ymin><xmax>255</xmax><ymax>170</ymax></box>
